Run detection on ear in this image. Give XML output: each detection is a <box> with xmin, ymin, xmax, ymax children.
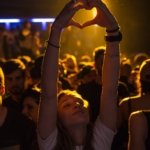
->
<box><xmin>0</xmin><ymin>86</ymin><xmax>5</xmax><ymax>96</ymax></box>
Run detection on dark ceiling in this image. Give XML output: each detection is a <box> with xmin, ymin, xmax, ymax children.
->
<box><xmin>0</xmin><ymin>0</ymin><xmax>68</xmax><ymax>18</ymax></box>
<box><xmin>0</xmin><ymin>0</ymin><xmax>149</xmax><ymax>18</ymax></box>
<box><xmin>0</xmin><ymin>0</ymin><xmax>150</xmax><ymax>55</ymax></box>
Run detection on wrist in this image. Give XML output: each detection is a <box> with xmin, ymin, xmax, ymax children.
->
<box><xmin>51</xmin><ymin>27</ymin><xmax>62</xmax><ymax>34</ymax></box>
<box><xmin>106</xmin><ymin>26</ymin><xmax>120</xmax><ymax>34</ymax></box>
<box><xmin>105</xmin><ymin>31</ymin><xmax>122</xmax><ymax>42</ymax></box>
<box><xmin>47</xmin><ymin>29</ymin><xmax>61</xmax><ymax>47</ymax></box>
<box><xmin>51</xmin><ymin>24</ymin><xmax>62</xmax><ymax>33</ymax></box>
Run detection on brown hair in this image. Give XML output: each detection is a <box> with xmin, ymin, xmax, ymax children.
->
<box><xmin>55</xmin><ymin>90</ymin><xmax>94</xmax><ymax>149</ymax></box>
<box><xmin>54</xmin><ymin>120</ymin><xmax>94</xmax><ymax>150</ymax></box>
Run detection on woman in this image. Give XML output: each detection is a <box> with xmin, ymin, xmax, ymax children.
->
<box><xmin>38</xmin><ymin>0</ymin><xmax>121</xmax><ymax>149</ymax></box>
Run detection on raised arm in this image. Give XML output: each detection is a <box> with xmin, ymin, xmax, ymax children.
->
<box><xmin>98</xmin><ymin>1</ymin><xmax>120</xmax><ymax>131</ymax></box>
<box><xmin>83</xmin><ymin>0</ymin><xmax>121</xmax><ymax>131</ymax></box>
<box><xmin>38</xmin><ymin>1</ymin><xmax>82</xmax><ymax>139</ymax></box>
<box><xmin>101</xmin><ymin>32</ymin><xmax>120</xmax><ymax>131</ymax></box>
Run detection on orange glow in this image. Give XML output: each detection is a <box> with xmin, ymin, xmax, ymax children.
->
<box><xmin>73</xmin><ymin>7</ymin><xmax>97</xmax><ymax>25</ymax></box>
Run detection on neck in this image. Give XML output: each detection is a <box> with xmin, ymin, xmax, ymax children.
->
<box><xmin>67</xmin><ymin>124</ymin><xmax>87</xmax><ymax>145</ymax></box>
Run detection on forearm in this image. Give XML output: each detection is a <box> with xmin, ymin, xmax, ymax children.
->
<box><xmin>38</xmin><ymin>28</ymin><xmax>61</xmax><ymax>138</ymax></box>
<box><xmin>38</xmin><ymin>0</ymin><xmax>83</xmax><ymax>139</ymax></box>
<box><xmin>100</xmin><ymin>35</ymin><xmax>120</xmax><ymax>131</ymax></box>
<box><xmin>41</xmin><ymin>28</ymin><xmax>61</xmax><ymax>99</ymax></box>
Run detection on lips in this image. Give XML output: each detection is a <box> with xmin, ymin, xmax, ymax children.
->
<box><xmin>72</xmin><ymin>108</ymin><xmax>84</xmax><ymax>115</ymax></box>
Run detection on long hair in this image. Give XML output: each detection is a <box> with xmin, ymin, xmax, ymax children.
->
<box><xmin>54</xmin><ymin>120</ymin><xmax>94</xmax><ymax>150</ymax></box>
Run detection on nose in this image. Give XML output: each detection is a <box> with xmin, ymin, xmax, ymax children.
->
<box><xmin>75</xmin><ymin>101</ymin><xmax>83</xmax><ymax>109</ymax></box>
<box><xmin>10</xmin><ymin>79</ymin><xmax>18</xmax><ymax>87</ymax></box>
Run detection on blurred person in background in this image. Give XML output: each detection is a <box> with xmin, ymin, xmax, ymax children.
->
<box><xmin>2</xmin><ymin>59</ymin><xmax>26</xmax><ymax>112</ymax></box>
<box><xmin>0</xmin><ymin>67</ymin><xmax>36</xmax><ymax>150</ymax></box>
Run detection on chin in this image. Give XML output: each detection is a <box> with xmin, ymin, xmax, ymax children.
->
<box><xmin>74</xmin><ymin>116</ymin><xmax>89</xmax><ymax>125</ymax></box>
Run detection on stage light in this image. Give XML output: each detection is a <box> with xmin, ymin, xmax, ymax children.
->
<box><xmin>31</xmin><ymin>18</ymin><xmax>55</xmax><ymax>30</ymax></box>
<box><xmin>0</xmin><ymin>19</ymin><xmax>21</xmax><ymax>29</ymax></box>
<box><xmin>31</xmin><ymin>18</ymin><xmax>55</xmax><ymax>23</ymax></box>
<box><xmin>0</xmin><ymin>18</ymin><xmax>55</xmax><ymax>30</ymax></box>
<box><xmin>0</xmin><ymin>19</ymin><xmax>21</xmax><ymax>23</ymax></box>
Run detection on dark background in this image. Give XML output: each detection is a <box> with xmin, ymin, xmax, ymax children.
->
<box><xmin>0</xmin><ymin>0</ymin><xmax>150</xmax><ymax>56</ymax></box>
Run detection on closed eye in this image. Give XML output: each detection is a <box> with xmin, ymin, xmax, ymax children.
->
<box><xmin>64</xmin><ymin>103</ymin><xmax>71</xmax><ymax>108</ymax></box>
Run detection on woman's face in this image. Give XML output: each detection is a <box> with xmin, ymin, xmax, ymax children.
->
<box><xmin>22</xmin><ymin>96</ymin><xmax>39</xmax><ymax>124</ymax></box>
<box><xmin>58</xmin><ymin>94</ymin><xmax>90</xmax><ymax>128</ymax></box>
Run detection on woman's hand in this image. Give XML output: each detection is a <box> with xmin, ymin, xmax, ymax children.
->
<box><xmin>82</xmin><ymin>0</ymin><xmax>119</xmax><ymax>30</ymax></box>
<box><xmin>52</xmin><ymin>0</ymin><xmax>84</xmax><ymax>31</ymax></box>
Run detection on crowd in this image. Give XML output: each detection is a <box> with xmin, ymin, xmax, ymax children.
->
<box><xmin>0</xmin><ymin>0</ymin><xmax>150</xmax><ymax>150</ymax></box>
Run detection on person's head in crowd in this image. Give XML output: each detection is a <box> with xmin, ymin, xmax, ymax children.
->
<box><xmin>18</xmin><ymin>55</ymin><xmax>34</xmax><ymax>88</ymax></box>
<box><xmin>66</xmin><ymin>73</ymin><xmax>78</xmax><ymax>90</ymax></box>
<box><xmin>133</xmin><ymin>53</ymin><xmax>149</xmax><ymax>68</ymax></box>
<box><xmin>0</xmin><ymin>67</ymin><xmax>5</xmax><ymax>104</ymax></box>
<box><xmin>80</xmin><ymin>55</ymin><xmax>92</xmax><ymax>63</ymax></box>
<box><xmin>22</xmin><ymin>87</ymin><xmax>40</xmax><ymax>124</ymax></box>
<box><xmin>29</xmin><ymin>66</ymin><xmax>41</xmax><ymax>88</ymax></box>
<box><xmin>20</xmin><ymin>20</ymin><xmax>32</xmax><ymax>38</ymax></box>
<box><xmin>22</xmin><ymin>20</ymin><xmax>31</xmax><ymax>30</ymax></box>
<box><xmin>29</xmin><ymin>54</ymin><xmax>44</xmax><ymax>88</ymax></box>
<box><xmin>2</xmin><ymin>59</ymin><xmax>26</xmax><ymax>100</ymax></box>
<box><xmin>120</xmin><ymin>58</ymin><xmax>132</xmax><ymax>80</ymax></box>
<box><xmin>77</xmin><ymin>64</ymin><xmax>96</xmax><ymax>84</ymax></box>
<box><xmin>34</xmin><ymin>54</ymin><xmax>44</xmax><ymax>68</ymax></box>
<box><xmin>93</xmin><ymin>46</ymin><xmax>105</xmax><ymax>76</ymax></box>
<box><xmin>58</xmin><ymin>60</ymin><xmax>67</xmax><ymax>78</ymax></box>
<box><xmin>139</xmin><ymin>59</ymin><xmax>150</xmax><ymax>94</ymax></box>
<box><xmin>63</xmin><ymin>54</ymin><xmax>78</xmax><ymax>75</ymax></box>
<box><xmin>17</xmin><ymin>55</ymin><xmax>32</xmax><ymax>67</ymax></box>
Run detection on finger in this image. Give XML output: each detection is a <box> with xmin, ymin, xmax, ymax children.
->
<box><xmin>67</xmin><ymin>19</ymin><xmax>82</xmax><ymax>28</ymax></box>
<box><xmin>72</xmin><ymin>2</ymin><xmax>85</xmax><ymax>10</ymax></box>
<box><xmin>82</xmin><ymin>19</ymin><xmax>97</xmax><ymax>28</ymax></box>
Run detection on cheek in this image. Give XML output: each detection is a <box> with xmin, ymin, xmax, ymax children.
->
<box><xmin>22</xmin><ymin>107</ymin><xmax>27</xmax><ymax>115</ymax></box>
<box><xmin>83</xmin><ymin>108</ymin><xmax>90</xmax><ymax>122</ymax></box>
<box><xmin>58</xmin><ymin>110</ymin><xmax>71</xmax><ymax>126</ymax></box>
<box><xmin>30</xmin><ymin>106</ymin><xmax>38</xmax><ymax>116</ymax></box>
<box><xmin>18</xmin><ymin>79</ymin><xmax>25</xmax><ymax>86</ymax></box>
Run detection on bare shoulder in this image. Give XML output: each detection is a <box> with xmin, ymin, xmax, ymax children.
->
<box><xmin>119</xmin><ymin>95</ymin><xmax>140</xmax><ymax>110</ymax></box>
<box><xmin>119</xmin><ymin>95</ymin><xmax>140</xmax><ymax>106</ymax></box>
<box><xmin>130</xmin><ymin>111</ymin><xmax>146</xmax><ymax>123</ymax></box>
<box><xmin>128</xmin><ymin>111</ymin><xmax>148</xmax><ymax>150</ymax></box>
<box><xmin>129</xmin><ymin>111</ymin><xmax>148</xmax><ymax>135</ymax></box>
